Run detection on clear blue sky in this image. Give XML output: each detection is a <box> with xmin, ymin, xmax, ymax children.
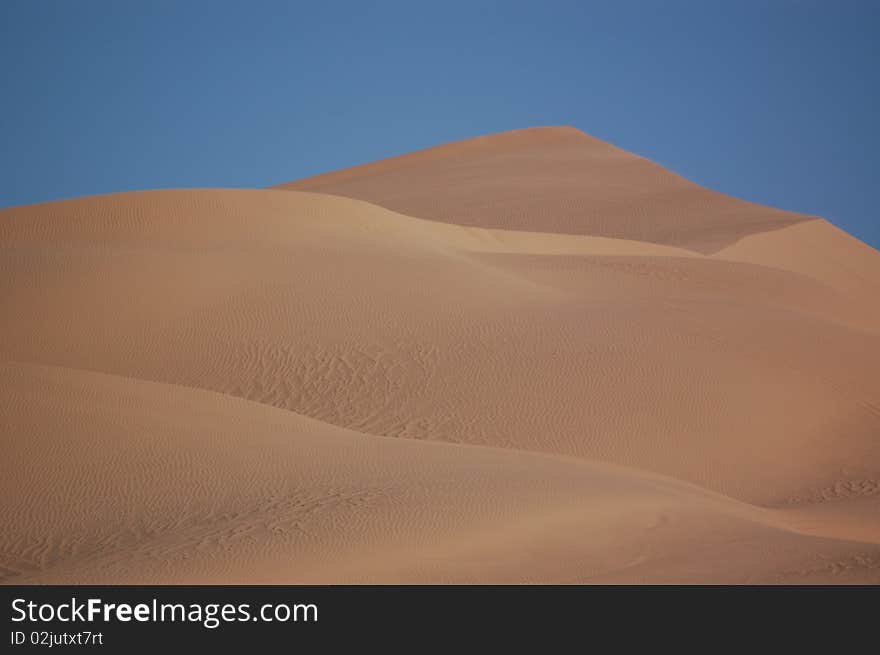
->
<box><xmin>2</xmin><ymin>0</ymin><xmax>878</xmax><ymax>248</ymax></box>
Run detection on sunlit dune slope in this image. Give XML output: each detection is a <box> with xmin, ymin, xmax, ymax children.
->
<box><xmin>274</xmin><ymin>126</ymin><xmax>811</xmax><ymax>253</ymax></box>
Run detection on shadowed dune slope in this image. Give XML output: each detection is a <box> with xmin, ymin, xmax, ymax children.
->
<box><xmin>274</xmin><ymin>126</ymin><xmax>811</xmax><ymax>253</ymax></box>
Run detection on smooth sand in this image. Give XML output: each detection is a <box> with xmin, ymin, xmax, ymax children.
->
<box><xmin>2</xmin><ymin>127</ymin><xmax>879</xmax><ymax>583</ymax></box>
<box><xmin>275</xmin><ymin>126</ymin><xmax>811</xmax><ymax>253</ymax></box>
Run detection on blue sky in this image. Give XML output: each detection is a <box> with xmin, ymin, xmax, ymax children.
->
<box><xmin>1</xmin><ymin>0</ymin><xmax>878</xmax><ymax>247</ymax></box>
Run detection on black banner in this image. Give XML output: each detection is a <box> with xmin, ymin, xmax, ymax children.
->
<box><xmin>2</xmin><ymin>585</ymin><xmax>876</xmax><ymax>649</ymax></box>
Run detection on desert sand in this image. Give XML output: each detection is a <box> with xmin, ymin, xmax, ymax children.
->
<box><xmin>2</xmin><ymin>126</ymin><xmax>879</xmax><ymax>583</ymax></box>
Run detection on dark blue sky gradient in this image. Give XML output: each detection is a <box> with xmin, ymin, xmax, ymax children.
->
<box><xmin>1</xmin><ymin>1</ymin><xmax>877</xmax><ymax>247</ymax></box>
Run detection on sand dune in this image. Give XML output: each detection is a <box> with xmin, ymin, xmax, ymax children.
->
<box><xmin>2</xmin><ymin>127</ymin><xmax>879</xmax><ymax>583</ymax></box>
<box><xmin>274</xmin><ymin>126</ymin><xmax>810</xmax><ymax>253</ymax></box>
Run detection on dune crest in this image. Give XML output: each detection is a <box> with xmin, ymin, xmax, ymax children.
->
<box><xmin>275</xmin><ymin>126</ymin><xmax>811</xmax><ymax>253</ymax></box>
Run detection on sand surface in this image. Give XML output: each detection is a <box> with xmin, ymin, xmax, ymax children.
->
<box><xmin>2</xmin><ymin>126</ymin><xmax>879</xmax><ymax>583</ymax></box>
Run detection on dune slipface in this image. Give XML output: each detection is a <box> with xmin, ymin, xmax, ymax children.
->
<box><xmin>2</xmin><ymin>127</ymin><xmax>879</xmax><ymax>583</ymax></box>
